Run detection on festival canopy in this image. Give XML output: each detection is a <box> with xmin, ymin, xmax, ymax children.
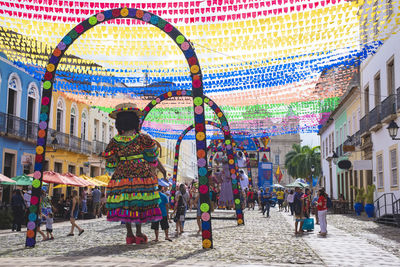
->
<box><xmin>0</xmin><ymin>0</ymin><xmax>397</xmax><ymax>138</ymax></box>
<box><xmin>1</xmin><ymin>174</ymin><xmax>49</xmax><ymax>186</ymax></box>
<box><xmin>28</xmin><ymin>171</ymin><xmax>81</xmax><ymax>186</ymax></box>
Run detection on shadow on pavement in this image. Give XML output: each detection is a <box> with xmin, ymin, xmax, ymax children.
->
<box><xmin>149</xmin><ymin>248</ymin><xmax>206</xmax><ymax>267</ymax></box>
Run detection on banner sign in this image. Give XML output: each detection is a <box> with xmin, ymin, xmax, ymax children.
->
<box><xmin>258</xmin><ymin>162</ymin><xmax>273</xmax><ymax>190</ymax></box>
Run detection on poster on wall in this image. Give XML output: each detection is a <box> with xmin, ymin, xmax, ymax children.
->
<box><xmin>258</xmin><ymin>162</ymin><xmax>273</xmax><ymax>190</ymax></box>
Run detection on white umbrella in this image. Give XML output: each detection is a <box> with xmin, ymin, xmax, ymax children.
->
<box><xmin>0</xmin><ymin>173</ymin><xmax>16</xmax><ymax>184</ymax></box>
<box><xmin>272</xmin><ymin>184</ymin><xmax>285</xmax><ymax>188</ymax></box>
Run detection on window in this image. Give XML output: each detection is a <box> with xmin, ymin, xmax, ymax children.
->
<box><xmin>109</xmin><ymin>126</ymin><xmax>113</xmax><ymax>141</ymax></box>
<box><xmin>102</xmin><ymin>123</ymin><xmax>106</xmax><ymax>142</ymax></box>
<box><xmin>68</xmin><ymin>165</ymin><xmax>76</xmax><ymax>175</ymax></box>
<box><xmin>364</xmin><ymin>85</ymin><xmax>370</xmax><ymax>113</ymax></box>
<box><xmin>275</xmin><ymin>154</ymin><xmax>280</xmax><ymax>165</ymax></box>
<box><xmin>352</xmin><ymin>112</ymin><xmax>357</xmax><ymax>134</ymax></box>
<box><xmin>94</xmin><ymin>119</ymin><xmax>99</xmax><ymax>140</ymax></box>
<box><xmin>374</xmin><ymin>73</ymin><xmax>381</xmax><ymax>107</ymax></box>
<box><xmin>79</xmin><ymin>167</ymin><xmax>84</xmax><ymax>175</ymax></box>
<box><xmin>387</xmin><ymin>58</ymin><xmax>395</xmax><ymax>96</ymax></box>
<box><xmin>322</xmin><ymin>140</ymin><xmax>324</xmax><ymax>158</ymax></box>
<box><xmin>387</xmin><ymin>0</ymin><xmax>393</xmax><ymax>17</ymax></box>
<box><xmin>70</xmin><ymin>107</ymin><xmax>76</xmax><ymax>136</ymax></box>
<box><xmin>27</xmin><ymin>84</ymin><xmax>38</xmax><ymax>123</ymax></box>
<box><xmin>348</xmin><ymin>120</ymin><xmax>352</xmax><ymax>136</ymax></box>
<box><xmin>56</xmin><ymin>99</ymin><xmax>65</xmax><ymax>132</ymax></box>
<box><xmin>390</xmin><ymin>149</ymin><xmax>398</xmax><ymax>186</ymax></box>
<box><xmin>81</xmin><ymin>111</ymin><xmax>87</xmax><ymax>140</ymax></box>
<box><xmin>54</xmin><ymin>162</ymin><xmax>63</xmax><ymax>173</ymax></box>
<box><xmin>377</xmin><ymin>154</ymin><xmax>384</xmax><ymax>188</ymax></box>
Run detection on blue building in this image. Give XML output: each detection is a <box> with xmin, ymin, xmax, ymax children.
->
<box><xmin>0</xmin><ymin>53</ymin><xmax>41</xmax><ymax>204</ymax></box>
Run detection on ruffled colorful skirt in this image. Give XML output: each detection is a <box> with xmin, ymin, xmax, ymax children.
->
<box><xmin>106</xmin><ymin>176</ymin><xmax>162</xmax><ymax>223</ymax></box>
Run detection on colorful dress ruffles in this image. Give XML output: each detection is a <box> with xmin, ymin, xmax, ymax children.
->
<box><xmin>102</xmin><ymin>133</ymin><xmax>162</xmax><ymax>223</ymax></box>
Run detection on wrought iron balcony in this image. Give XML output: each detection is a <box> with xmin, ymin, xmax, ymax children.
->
<box><xmin>397</xmin><ymin>87</ymin><xmax>400</xmax><ymax>111</ymax></box>
<box><xmin>381</xmin><ymin>94</ymin><xmax>396</xmax><ymax>121</ymax></box>
<box><xmin>368</xmin><ymin>105</ymin><xmax>381</xmax><ymax>129</ymax></box>
<box><xmin>0</xmin><ymin>112</ymin><xmax>38</xmax><ymax>142</ymax></box>
<box><xmin>343</xmin><ymin>131</ymin><xmax>361</xmax><ymax>148</ymax></box>
<box><xmin>92</xmin><ymin>140</ymin><xmax>108</xmax><ymax>155</ymax></box>
<box><xmin>360</xmin><ymin>115</ymin><xmax>369</xmax><ymax>135</ymax></box>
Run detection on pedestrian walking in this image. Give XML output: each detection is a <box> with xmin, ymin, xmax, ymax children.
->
<box><xmin>293</xmin><ymin>187</ymin><xmax>305</xmax><ymax>235</ymax></box>
<box><xmin>151</xmin><ymin>189</ymin><xmax>172</xmax><ymax>242</ymax></box>
<box><xmin>317</xmin><ymin>188</ymin><xmax>328</xmax><ymax>236</ymax></box>
<box><xmin>91</xmin><ymin>187</ymin><xmax>101</xmax><ymax>218</ymax></box>
<box><xmin>102</xmin><ymin>103</ymin><xmax>163</xmax><ymax>244</ymax></box>
<box><xmin>11</xmin><ymin>189</ymin><xmax>26</xmax><ymax>232</ymax></box>
<box><xmin>173</xmin><ymin>191</ymin><xmax>186</xmax><ymax>236</ymax></box>
<box><xmin>67</xmin><ymin>190</ymin><xmax>84</xmax><ymax>237</ymax></box>
<box><xmin>45</xmin><ymin>213</ymin><xmax>54</xmax><ymax>240</ymax></box>
<box><xmin>80</xmin><ymin>187</ymin><xmax>88</xmax><ymax>214</ymax></box>
<box><xmin>261</xmin><ymin>188</ymin><xmax>272</xmax><ymax>217</ymax></box>
<box><xmin>287</xmin><ymin>190</ymin><xmax>295</xmax><ymax>215</ymax></box>
<box><xmin>276</xmin><ymin>189</ymin><xmax>284</xmax><ymax>211</ymax></box>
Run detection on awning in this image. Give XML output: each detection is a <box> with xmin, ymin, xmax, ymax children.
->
<box><xmin>0</xmin><ymin>174</ymin><xmax>16</xmax><ymax>184</ymax></box>
<box><xmin>93</xmin><ymin>173</ymin><xmax>112</xmax><ymax>184</ymax></box>
<box><xmin>79</xmin><ymin>175</ymin><xmax>108</xmax><ymax>187</ymax></box>
<box><xmin>158</xmin><ymin>179</ymin><xmax>169</xmax><ymax>187</ymax></box>
<box><xmin>63</xmin><ymin>172</ymin><xmax>96</xmax><ymax>187</ymax></box>
<box><xmin>2</xmin><ymin>174</ymin><xmax>48</xmax><ymax>186</ymax></box>
<box><xmin>28</xmin><ymin>171</ymin><xmax>80</xmax><ymax>186</ymax></box>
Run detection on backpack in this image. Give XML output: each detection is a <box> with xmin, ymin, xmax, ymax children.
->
<box><xmin>327</xmin><ymin>196</ymin><xmax>333</xmax><ymax>209</ymax></box>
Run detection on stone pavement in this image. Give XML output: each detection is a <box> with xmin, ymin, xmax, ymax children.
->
<box><xmin>0</xmin><ymin>207</ymin><xmax>399</xmax><ymax>266</ymax></box>
<box><xmin>282</xmin><ymin>211</ymin><xmax>400</xmax><ymax>266</ymax></box>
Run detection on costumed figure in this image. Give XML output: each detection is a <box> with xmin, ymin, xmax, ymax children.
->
<box><xmin>214</xmin><ymin>154</ymin><xmax>234</xmax><ymax>209</ymax></box>
<box><xmin>102</xmin><ymin>103</ymin><xmax>162</xmax><ymax>244</ymax></box>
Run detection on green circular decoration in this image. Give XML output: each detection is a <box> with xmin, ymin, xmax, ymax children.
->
<box><xmin>174</xmin><ymin>159</ymin><xmax>178</xmax><ymax>163</ymax></box>
<box><xmin>235</xmin><ymin>204</ymin><xmax>241</xmax><ymax>210</ymax></box>
<box><xmin>151</xmin><ymin>100</ymin><xmax>157</xmax><ymax>105</ymax></box>
<box><xmin>199</xmin><ymin>176</ymin><xmax>208</xmax><ymax>184</ymax></box>
<box><xmin>69</xmin><ymin>30</ymin><xmax>78</xmax><ymax>39</ymax></box>
<box><xmin>158</xmin><ymin>19</ymin><xmax>167</xmax><ymax>28</ymax></box>
<box><xmin>193</xmin><ymin>97</ymin><xmax>203</xmax><ymax>106</ymax></box>
<box><xmin>225</xmin><ymin>140</ymin><xmax>231</xmax><ymax>145</ymax></box>
<box><xmin>204</xmin><ymin>97</ymin><xmax>209</xmax><ymax>103</ymax></box>
<box><xmin>41</xmin><ymin>105</ymin><xmax>49</xmax><ymax>113</ymax></box>
<box><xmin>43</xmin><ymin>81</ymin><xmax>51</xmax><ymax>90</ymax></box>
<box><xmin>200</xmin><ymin>203</ymin><xmax>209</xmax><ymax>212</ymax></box>
<box><xmin>32</xmin><ymin>179</ymin><xmax>40</xmax><ymax>188</ymax></box>
<box><xmin>29</xmin><ymin>205</ymin><xmax>37</xmax><ymax>213</ymax></box>
<box><xmin>89</xmin><ymin>16</ymin><xmax>98</xmax><ymax>25</ymax></box>
<box><xmin>176</xmin><ymin>35</ymin><xmax>185</xmax><ymax>44</ymax></box>
<box><xmin>235</xmin><ymin>199</ymin><xmax>240</xmax><ymax>205</ymax></box>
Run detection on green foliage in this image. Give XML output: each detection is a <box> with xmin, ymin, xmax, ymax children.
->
<box><xmin>284</xmin><ymin>144</ymin><xmax>321</xmax><ymax>182</ymax></box>
<box><xmin>0</xmin><ymin>209</ymin><xmax>13</xmax><ymax>229</ymax></box>
<box><xmin>351</xmin><ymin>186</ymin><xmax>365</xmax><ymax>203</ymax></box>
<box><xmin>364</xmin><ymin>184</ymin><xmax>376</xmax><ymax>204</ymax></box>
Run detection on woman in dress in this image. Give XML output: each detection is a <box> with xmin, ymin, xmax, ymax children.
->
<box><xmin>103</xmin><ymin>103</ymin><xmax>162</xmax><ymax>244</ymax></box>
<box><xmin>67</xmin><ymin>190</ymin><xmax>84</xmax><ymax>236</ymax></box>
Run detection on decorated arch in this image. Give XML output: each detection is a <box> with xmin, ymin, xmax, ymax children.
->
<box><xmin>28</xmin><ymin>8</ymin><xmax>241</xmax><ymax>249</ymax></box>
<box><xmin>140</xmin><ymin>90</ymin><xmax>244</xmax><ymax>226</ymax></box>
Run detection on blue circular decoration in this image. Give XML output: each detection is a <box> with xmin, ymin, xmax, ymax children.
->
<box><xmin>63</xmin><ymin>36</ymin><xmax>72</xmax><ymax>45</ymax></box>
<box><xmin>26</xmin><ymin>238</ymin><xmax>35</xmax><ymax>247</ymax></box>
<box><xmin>186</xmin><ymin>91</ymin><xmax>192</xmax><ymax>95</ymax></box>
<box><xmin>195</xmin><ymin>115</ymin><xmax>204</xmax><ymax>123</ymax></box>
<box><xmin>34</xmin><ymin>163</ymin><xmax>42</xmax><ymax>170</ymax></box>
<box><xmin>49</xmin><ymin>55</ymin><xmax>60</xmax><ymax>64</ymax></box>
<box><xmin>28</xmin><ymin>213</ymin><xmax>37</xmax><ymax>222</ymax></box>
<box><xmin>202</xmin><ymin>221</ymin><xmax>210</xmax><ymax>230</ymax></box>
<box><xmin>40</xmin><ymin>113</ymin><xmax>48</xmax><ymax>121</ymax></box>
<box><xmin>150</xmin><ymin>15</ymin><xmax>159</xmax><ymax>25</ymax></box>
<box><xmin>184</xmin><ymin>49</ymin><xmax>194</xmax><ymax>58</ymax></box>
<box><xmin>236</xmin><ymin>209</ymin><xmax>242</xmax><ymax>214</ymax></box>
<box><xmin>104</xmin><ymin>10</ymin><xmax>113</xmax><ymax>19</ymax></box>
<box><xmin>232</xmin><ymin>179</ymin><xmax>237</xmax><ymax>184</ymax></box>
<box><xmin>37</xmin><ymin>138</ymin><xmax>45</xmax><ymax>146</ymax></box>
<box><xmin>128</xmin><ymin>9</ymin><xmax>136</xmax><ymax>17</ymax></box>
<box><xmin>199</xmin><ymin>167</ymin><xmax>207</xmax><ymax>176</ymax></box>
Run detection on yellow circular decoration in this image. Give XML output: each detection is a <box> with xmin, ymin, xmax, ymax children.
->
<box><xmin>167</xmin><ymin>92</ymin><xmax>172</xmax><ymax>97</ymax></box>
<box><xmin>36</xmin><ymin>146</ymin><xmax>44</xmax><ymax>155</ymax></box>
<box><xmin>190</xmin><ymin>65</ymin><xmax>199</xmax><ymax>74</ymax></box>
<box><xmin>229</xmin><ymin>159</ymin><xmax>234</xmax><ymax>165</ymax></box>
<box><xmin>46</xmin><ymin>64</ymin><xmax>55</xmax><ymax>72</ymax></box>
<box><xmin>121</xmin><ymin>8</ymin><xmax>129</xmax><ymax>17</ymax></box>
<box><xmin>217</xmin><ymin>112</ymin><xmax>223</xmax><ymax>117</ymax></box>
<box><xmin>238</xmin><ymin>219</ymin><xmax>243</xmax><ymax>224</ymax></box>
<box><xmin>202</xmin><ymin>239</ymin><xmax>212</xmax><ymax>248</ymax></box>
<box><xmin>196</xmin><ymin>132</ymin><xmax>205</xmax><ymax>141</ymax></box>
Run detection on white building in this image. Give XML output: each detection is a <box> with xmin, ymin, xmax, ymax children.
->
<box><xmin>359</xmin><ymin>0</ymin><xmax>400</xmax><ymax>217</ymax></box>
<box><xmin>319</xmin><ymin>119</ymin><xmax>337</xmax><ymax>199</ymax></box>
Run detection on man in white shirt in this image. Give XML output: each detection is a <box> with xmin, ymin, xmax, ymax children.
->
<box><xmin>239</xmin><ymin>170</ymin><xmax>249</xmax><ymax>191</ymax></box>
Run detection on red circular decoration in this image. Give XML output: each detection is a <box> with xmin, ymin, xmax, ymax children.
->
<box><xmin>75</xmin><ymin>25</ymin><xmax>84</xmax><ymax>33</ymax></box>
<box><xmin>144</xmin><ymin>106</ymin><xmax>150</xmax><ymax>111</ymax></box>
<box><xmin>176</xmin><ymin>90</ymin><xmax>181</xmax><ymax>96</ymax></box>
<box><xmin>112</xmin><ymin>9</ymin><xmax>120</xmax><ymax>17</ymax></box>
<box><xmin>215</xmin><ymin>108</ymin><xmax>221</xmax><ymax>113</ymax></box>
<box><xmin>228</xmin><ymin>154</ymin><xmax>234</xmax><ymax>159</ymax></box>
<box><xmin>35</xmin><ymin>154</ymin><xmax>43</xmax><ymax>163</ymax></box>
<box><xmin>193</xmin><ymin>79</ymin><xmax>201</xmax><ymax>88</ymax></box>
<box><xmin>188</xmin><ymin>57</ymin><xmax>197</xmax><ymax>65</ymax></box>
<box><xmin>202</xmin><ymin>230</ymin><xmax>211</xmax><ymax>239</ymax></box>
<box><xmin>237</xmin><ymin>214</ymin><xmax>243</xmax><ymax>219</ymax></box>
<box><xmin>44</xmin><ymin>72</ymin><xmax>53</xmax><ymax>80</ymax></box>
<box><xmin>233</xmin><ymin>189</ymin><xmax>239</xmax><ymax>194</ymax></box>
<box><xmin>195</xmin><ymin>124</ymin><xmax>204</xmax><ymax>132</ymax></box>
<box><xmin>42</xmin><ymin>97</ymin><xmax>49</xmax><ymax>105</ymax></box>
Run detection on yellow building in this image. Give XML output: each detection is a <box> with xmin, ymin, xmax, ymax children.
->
<box><xmin>45</xmin><ymin>91</ymin><xmax>92</xmax><ymax>197</ymax></box>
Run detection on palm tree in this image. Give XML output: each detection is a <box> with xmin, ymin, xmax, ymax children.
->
<box><xmin>284</xmin><ymin>144</ymin><xmax>321</xmax><ymax>182</ymax></box>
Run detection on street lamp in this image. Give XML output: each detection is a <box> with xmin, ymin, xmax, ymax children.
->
<box><xmin>387</xmin><ymin>120</ymin><xmax>400</xmax><ymax>140</ymax></box>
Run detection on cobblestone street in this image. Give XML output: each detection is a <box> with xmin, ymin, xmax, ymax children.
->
<box><xmin>1</xmin><ymin>207</ymin><xmax>400</xmax><ymax>266</ymax></box>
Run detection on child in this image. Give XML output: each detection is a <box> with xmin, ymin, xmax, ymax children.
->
<box><xmin>151</xmin><ymin>188</ymin><xmax>172</xmax><ymax>242</ymax></box>
<box><xmin>45</xmin><ymin>213</ymin><xmax>54</xmax><ymax>240</ymax></box>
